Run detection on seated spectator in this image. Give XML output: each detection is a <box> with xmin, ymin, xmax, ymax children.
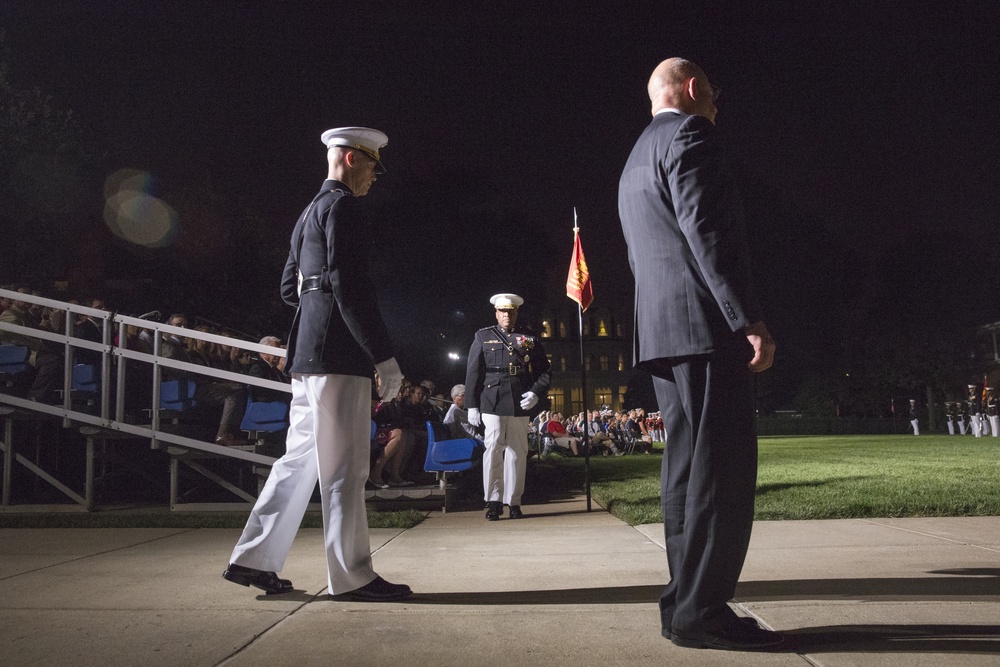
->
<box><xmin>545</xmin><ymin>412</ymin><xmax>581</xmax><ymax>456</ymax></box>
<box><xmin>406</xmin><ymin>382</ymin><xmax>440</xmax><ymax>425</ymax></box>
<box><xmin>246</xmin><ymin>336</ymin><xmax>290</xmax><ymax>401</ymax></box>
<box><xmin>0</xmin><ymin>285</ymin><xmax>62</xmax><ymax>402</ymax></box>
<box><xmin>418</xmin><ymin>379</ymin><xmax>446</xmax><ymax>421</ymax></box>
<box><xmin>169</xmin><ymin>323</ymin><xmax>249</xmax><ymax>447</ymax></box>
<box><xmin>371</xmin><ymin>383</ymin><xmax>415</xmax><ymax>488</ymax></box>
<box><xmin>443</xmin><ymin>383</ymin><xmax>480</xmax><ymax>441</ymax></box>
<box><xmin>73</xmin><ymin>298</ymin><xmax>108</xmax><ymax>367</ymax></box>
<box><xmin>587</xmin><ymin>410</ymin><xmax>620</xmax><ymax>456</ymax></box>
<box><xmin>625</xmin><ymin>410</ymin><xmax>653</xmax><ymax>454</ymax></box>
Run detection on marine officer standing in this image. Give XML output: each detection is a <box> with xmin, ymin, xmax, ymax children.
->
<box><xmin>465</xmin><ymin>293</ymin><xmax>551</xmax><ymax>520</ymax></box>
<box><xmin>223</xmin><ymin>127</ymin><xmax>410</xmax><ymax>602</ymax></box>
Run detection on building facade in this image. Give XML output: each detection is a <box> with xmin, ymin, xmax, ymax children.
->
<box><xmin>532</xmin><ymin>303</ymin><xmax>632</xmax><ymax>416</ymax></box>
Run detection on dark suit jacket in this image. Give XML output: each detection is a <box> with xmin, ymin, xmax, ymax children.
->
<box><xmin>465</xmin><ymin>325</ymin><xmax>551</xmax><ymax>417</ymax></box>
<box><xmin>618</xmin><ymin>111</ymin><xmax>761</xmax><ymax>370</ymax></box>
<box><xmin>280</xmin><ymin>179</ymin><xmax>393</xmax><ymax>377</ymax></box>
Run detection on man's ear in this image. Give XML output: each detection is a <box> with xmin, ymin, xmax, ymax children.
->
<box><xmin>344</xmin><ymin>149</ymin><xmax>357</xmax><ymax>168</ymax></box>
<box><xmin>686</xmin><ymin>77</ymin><xmax>700</xmax><ymax>101</ymax></box>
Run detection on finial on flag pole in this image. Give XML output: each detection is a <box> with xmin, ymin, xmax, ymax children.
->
<box><xmin>573</xmin><ymin>207</ymin><xmax>579</xmax><ymax>233</ymax></box>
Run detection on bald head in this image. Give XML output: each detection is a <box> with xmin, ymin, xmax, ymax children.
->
<box><xmin>647</xmin><ymin>57</ymin><xmax>717</xmax><ymax>123</ymax></box>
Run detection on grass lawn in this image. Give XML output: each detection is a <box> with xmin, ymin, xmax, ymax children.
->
<box><xmin>544</xmin><ymin>434</ymin><xmax>1000</xmax><ymax>525</ymax></box>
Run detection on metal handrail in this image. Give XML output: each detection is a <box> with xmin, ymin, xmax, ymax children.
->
<box><xmin>0</xmin><ymin>289</ymin><xmax>289</xmax><ymax>467</ymax></box>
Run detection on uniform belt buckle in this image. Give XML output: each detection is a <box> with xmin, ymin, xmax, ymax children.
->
<box><xmin>508</xmin><ymin>365</ymin><xmax>519</xmax><ymax>376</ymax></box>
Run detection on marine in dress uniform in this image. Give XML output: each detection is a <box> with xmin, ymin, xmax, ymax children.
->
<box><xmin>465</xmin><ymin>294</ymin><xmax>551</xmax><ymax>520</ymax></box>
<box><xmin>223</xmin><ymin>127</ymin><xmax>411</xmax><ymax>602</ymax></box>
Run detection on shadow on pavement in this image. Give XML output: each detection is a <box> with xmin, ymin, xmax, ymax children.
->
<box><xmin>782</xmin><ymin>624</ymin><xmax>1000</xmax><ymax>656</ymax></box>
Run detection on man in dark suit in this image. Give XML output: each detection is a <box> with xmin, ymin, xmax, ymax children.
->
<box><xmin>618</xmin><ymin>58</ymin><xmax>780</xmax><ymax>651</ymax></box>
<box><xmin>465</xmin><ymin>294</ymin><xmax>551</xmax><ymax>520</ymax></box>
<box><xmin>224</xmin><ymin>127</ymin><xmax>410</xmax><ymax>602</ymax></box>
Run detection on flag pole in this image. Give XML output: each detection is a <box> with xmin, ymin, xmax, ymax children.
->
<box><xmin>574</xmin><ymin>208</ymin><xmax>592</xmax><ymax>512</ymax></box>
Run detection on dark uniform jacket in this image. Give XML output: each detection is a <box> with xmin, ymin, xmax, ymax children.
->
<box><xmin>618</xmin><ymin>111</ymin><xmax>761</xmax><ymax>370</ymax></box>
<box><xmin>279</xmin><ymin>179</ymin><xmax>393</xmax><ymax>378</ymax></box>
<box><xmin>465</xmin><ymin>325</ymin><xmax>551</xmax><ymax>417</ymax></box>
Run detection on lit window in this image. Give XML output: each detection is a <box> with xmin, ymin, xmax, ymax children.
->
<box><xmin>559</xmin><ymin>356</ymin><xmax>566</xmax><ymax>372</ymax></box>
<box><xmin>599</xmin><ymin>355</ymin><xmax>609</xmax><ymax>371</ymax></box>
<box><xmin>597</xmin><ymin>319</ymin><xmax>609</xmax><ymax>337</ymax></box>
<box><xmin>618</xmin><ymin>354</ymin><xmax>625</xmax><ymax>371</ymax></box>
<box><xmin>541</xmin><ymin>320</ymin><xmax>552</xmax><ymax>338</ymax></box>
<box><xmin>548</xmin><ymin>389</ymin><xmax>564</xmax><ymax>414</ymax></box>
<box><xmin>558</xmin><ymin>321</ymin><xmax>567</xmax><ymax>338</ymax></box>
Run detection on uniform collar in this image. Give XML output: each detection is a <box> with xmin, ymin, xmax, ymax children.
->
<box><xmin>322</xmin><ymin>178</ymin><xmax>354</xmax><ymax>195</ymax></box>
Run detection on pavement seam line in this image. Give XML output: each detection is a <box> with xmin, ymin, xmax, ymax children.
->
<box><xmin>0</xmin><ymin>527</ymin><xmax>199</xmax><ymax>581</ymax></box>
<box><xmin>859</xmin><ymin>518</ymin><xmax>986</xmax><ymax>547</ymax></box>
<box><xmin>214</xmin><ymin>593</ymin><xmax>320</xmax><ymax>667</ymax></box>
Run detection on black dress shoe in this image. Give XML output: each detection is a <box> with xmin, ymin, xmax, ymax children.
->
<box><xmin>485</xmin><ymin>501</ymin><xmax>501</xmax><ymax>521</ymax></box>
<box><xmin>670</xmin><ymin>618</ymin><xmax>783</xmax><ymax>651</ymax></box>
<box><xmin>662</xmin><ymin>616</ymin><xmax>760</xmax><ymax>640</ymax></box>
<box><xmin>223</xmin><ymin>563</ymin><xmax>293</xmax><ymax>595</ymax></box>
<box><xmin>508</xmin><ymin>505</ymin><xmax>524</xmax><ymax>519</ymax></box>
<box><xmin>329</xmin><ymin>576</ymin><xmax>412</xmax><ymax>602</ymax></box>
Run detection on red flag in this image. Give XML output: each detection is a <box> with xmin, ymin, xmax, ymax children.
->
<box><xmin>566</xmin><ymin>228</ymin><xmax>594</xmax><ymax>312</ymax></box>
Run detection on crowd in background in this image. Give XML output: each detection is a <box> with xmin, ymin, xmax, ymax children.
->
<box><xmin>531</xmin><ymin>407</ymin><xmax>662</xmax><ymax>457</ymax></box>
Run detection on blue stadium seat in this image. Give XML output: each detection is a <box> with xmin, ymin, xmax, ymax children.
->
<box><xmin>72</xmin><ymin>364</ymin><xmax>99</xmax><ymax>393</ymax></box>
<box><xmin>240</xmin><ymin>396</ymin><xmax>289</xmax><ymax>433</ymax></box>
<box><xmin>0</xmin><ymin>344</ymin><xmax>30</xmax><ymax>376</ymax></box>
<box><xmin>160</xmin><ymin>378</ymin><xmax>197</xmax><ymax>411</ymax></box>
<box><xmin>424</xmin><ymin>421</ymin><xmax>477</xmax><ymax>474</ymax></box>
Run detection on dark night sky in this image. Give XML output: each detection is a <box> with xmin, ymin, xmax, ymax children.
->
<box><xmin>3</xmin><ymin>1</ymin><xmax>1000</xmax><ymax>397</ymax></box>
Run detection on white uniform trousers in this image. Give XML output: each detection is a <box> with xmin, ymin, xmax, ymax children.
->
<box><xmin>990</xmin><ymin>415</ymin><xmax>1000</xmax><ymax>437</ymax></box>
<box><xmin>482</xmin><ymin>413</ymin><xmax>529</xmax><ymax>506</ymax></box>
<box><xmin>230</xmin><ymin>373</ymin><xmax>375</xmax><ymax>595</ymax></box>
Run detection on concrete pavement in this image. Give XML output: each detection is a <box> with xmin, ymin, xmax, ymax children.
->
<box><xmin>2</xmin><ymin>498</ymin><xmax>999</xmax><ymax>666</ymax></box>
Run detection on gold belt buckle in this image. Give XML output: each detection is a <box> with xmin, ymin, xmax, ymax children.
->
<box><xmin>508</xmin><ymin>363</ymin><xmax>518</xmax><ymax>376</ymax></box>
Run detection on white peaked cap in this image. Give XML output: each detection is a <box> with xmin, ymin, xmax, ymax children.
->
<box><xmin>490</xmin><ymin>293</ymin><xmax>524</xmax><ymax>310</ymax></box>
<box><xmin>321</xmin><ymin>126</ymin><xmax>388</xmax><ymax>173</ymax></box>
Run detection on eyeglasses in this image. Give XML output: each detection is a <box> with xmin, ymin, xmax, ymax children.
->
<box><xmin>709</xmin><ymin>84</ymin><xmax>721</xmax><ymax>102</ymax></box>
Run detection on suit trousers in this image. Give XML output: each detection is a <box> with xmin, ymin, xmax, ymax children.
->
<box><xmin>230</xmin><ymin>373</ymin><xmax>376</xmax><ymax>595</ymax></box>
<box><xmin>651</xmin><ymin>347</ymin><xmax>757</xmax><ymax>633</ymax></box>
<box><xmin>482</xmin><ymin>413</ymin><xmax>529</xmax><ymax>506</ymax></box>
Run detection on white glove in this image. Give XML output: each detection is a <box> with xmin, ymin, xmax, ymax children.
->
<box><xmin>468</xmin><ymin>408</ymin><xmax>481</xmax><ymax>427</ymax></box>
<box><xmin>374</xmin><ymin>357</ymin><xmax>403</xmax><ymax>400</ymax></box>
<box><xmin>520</xmin><ymin>391</ymin><xmax>539</xmax><ymax>411</ymax></box>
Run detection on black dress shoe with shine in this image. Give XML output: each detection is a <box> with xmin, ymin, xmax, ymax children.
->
<box><xmin>223</xmin><ymin>563</ymin><xmax>293</xmax><ymax>595</ymax></box>
<box><xmin>485</xmin><ymin>501</ymin><xmax>501</xmax><ymax>521</ymax></box>
<box><xmin>670</xmin><ymin>618</ymin><xmax>783</xmax><ymax>651</ymax></box>
<box><xmin>329</xmin><ymin>576</ymin><xmax>412</xmax><ymax>602</ymax></box>
<box><xmin>662</xmin><ymin>616</ymin><xmax>760</xmax><ymax>640</ymax></box>
<box><xmin>508</xmin><ymin>505</ymin><xmax>524</xmax><ymax>519</ymax></box>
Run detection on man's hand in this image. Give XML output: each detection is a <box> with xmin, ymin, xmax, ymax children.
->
<box><xmin>744</xmin><ymin>321</ymin><xmax>775</xmax><ymax>372</ymax></box>
<box><xmin>374</xmin><ymin>357</ymin><xmax>403</xmax><ymax>400</ymax></box>
<box><xmin>468</xmin><ymin>408</ymin><xmax>481</xmax><ymax>427</ymax></box>
<box><xmin>520</xmin><ymin>391</ymin><xmax>539</xmax><ymax>410</ymax></box>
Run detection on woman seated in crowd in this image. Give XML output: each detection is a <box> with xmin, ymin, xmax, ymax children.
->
<box><xmin>369</xmin><ymin>380</ymin><xmax>416</xmax><ymax>488</ymax></box>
